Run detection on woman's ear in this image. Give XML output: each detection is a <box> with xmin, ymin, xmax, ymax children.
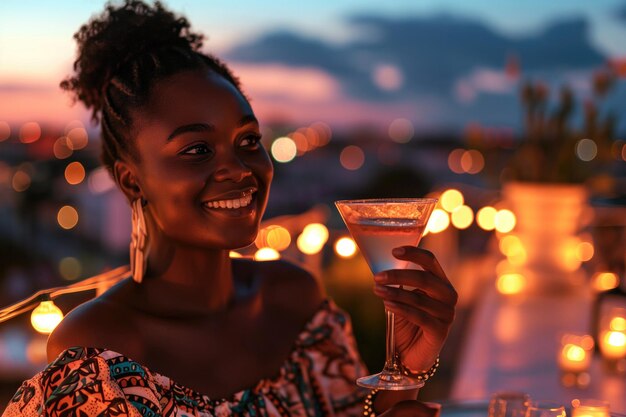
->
<box><xmin>113</xmin><ymin>160</ymin><xmax>143</xmax><ymax>203</ymax></box>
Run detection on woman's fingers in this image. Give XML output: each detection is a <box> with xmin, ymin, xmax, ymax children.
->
<box><xmin>373</xmin><ymin>284</ymin><xmax>455</xmax><ymax>324</ymax></box>
<box><xmin>392</xmin><ymin>246</ymin><xmax>448</xmax><ymax>282</ymax></box>
<box><xmin>374</xmin><ymin>269</ymin><xmax>458</xmax><ymax>306</ymax></box>
<box><xmin>382</xmin><ymin>299</ymin><xmax>450</xmax><ymax>338</ymax></box>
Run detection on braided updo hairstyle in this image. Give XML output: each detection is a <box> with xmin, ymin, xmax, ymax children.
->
<box><xmin>60</xmin><ymin>0</ymin><xmax>243</xmax><ymax>176</ymax></box>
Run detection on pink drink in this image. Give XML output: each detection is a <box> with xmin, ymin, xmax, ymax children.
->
<box><xmin>346</xmin><ymin>218</ymin><xmax>426</xmax><ymax>274</ymax></box>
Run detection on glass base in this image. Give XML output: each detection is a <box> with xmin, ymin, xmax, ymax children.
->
<box><xmin>357</xmin><ymin>372</ymin><xmax>425</xmax><ymax>390</ymax></box>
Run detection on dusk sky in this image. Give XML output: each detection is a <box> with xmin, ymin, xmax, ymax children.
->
<box><xmin>2</xmin><ymin>0</ymin><xmax>626</xmax><ymax>127</ymax></box>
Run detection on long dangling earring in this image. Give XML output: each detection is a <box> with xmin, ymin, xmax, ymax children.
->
<box><xmin>130</xmin><ymin>198</ymin><xmax>149</xmax><ymax>284</ymax></box>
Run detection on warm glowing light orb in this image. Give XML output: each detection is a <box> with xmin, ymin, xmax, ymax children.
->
<box><xmin>67</xmin><ymin>127</ymin><xmax>89</xmax><ymax>150</ymax></box>
<box><xmin>388</xmin><ymin>118</ymin><xmax>414</xmax><ymax>143</ymax></box>
<box><xmin>254</xmin><ymin>247</ymin><xmax>280</xmax><ymax>261</ymax></box>
<box><xmin>65</xmin><ymin>162</ymin><xmax>86</xmax><ymax>185</ymax></box>
<box><xmin>611</xmin><ymin>317</ymin><xmax>626</xmax><ymax>332</ymax></box>
<box><xmin>88</xmin><ymin>167</ymin><xmax>115</xmax><ymax>194</ymax></box>
<box><xmin>266</xmin><ymin>225</ymin><xmax>291</xmax><ymax>251</ymax></box>
<box><xmin>448</xmin><ymin>149</ymin><xmax>465</xmax><ymax>174</ymax></box>
<box><xmin>57</xmin><ymin>206</ymin><xmax>79</xmax><ymax>230</ymax></box>
<box><xmin>19</xmin><ymin>122</ymin><xmax>41</xmax><ymax>144</ymax></box>
<box><xmin>340</xmin><ymin>145</ymin><xmax>365</xmax><ymax>170</ymax></box>
<box><xmin>499</xmin><ymin>235</ymin><xmax>523</xmax><ymax>257</ymax></box>
<box><xmin>271</xmin><ymin>137</ymin><xmax>297</xmax><ymax>163</ymax></box>
<box><xmin>575</xmin><ymin>241</ymin><xmax>594</xmax><ymax>262</ymax></box>
<box><xmin>496</xmin><ymin>273</ymin><xmax>526</xmax><ymax>295</ymax></box>
<box><xmin>604</xmin><ymin>331</ymin><xmax>626</xmax><ymax>348</ymax></box>
<box><xmin>494</xmin><ymin>209</ymin><xmax>516</xmax><ymax>233</ymax></box>
<box><xmin>59</xmin><ymin>257</ymin><xmax>81</xmax><ymax>281</ymax></box>
<box><xmin>31</xmin><ymin>301</ymin><xmax>63</xmax><ymax>334</ymax></box>
<box><xmin>563</xmin><ymin>344</ymin><xmax>586</xmax><ymax>362</ymax></box>
<box><xmin>440</xmin><ymin>189</ymin><xmax>464</xmax><ymax>213</ymax></box>
<box><xmin>593</xmin><ymin>272</ymin><xmax>619</xmax><ymax>292</ymax></box>
<box><xmin>11</xmin><ymin>170</ymin><xmax>31</xmax><ymax>192</ymax></box>
<box><xmin>477</xmin><ymin>206</ymin><xmax>497</xmax><ymax>231</ymax></box>
<box><xmin>53</xmin><ymin>136</ymin><xmax>73</xmax><ymax>159</ymax></box>
<box><xmin>451</xmin><ymin>205</ymin><xmax>473</xmax><ymax>229</ymax></box>
<box><xmin>229</xmin><ymin>251</ymin><xmax>243</xmax><ymax>258</ymax></box>
<box><xmin>0</xmin><ymin>121</ymin><xmax>10</xmax><ymax>142</ymax></box>
<box><xmin>335</xmin><ymin>237</ymin><xmax>357</xmax><ymax>258</ymax></box>
<box><xmin>297</xmin><ymin>223</ymin><xmax>329</xmax><ymax>255</ymax></box>
<box><xmin>426</xmin><ymin>209</ymin><xmax>450</xmax><ymax>234</ymax></box>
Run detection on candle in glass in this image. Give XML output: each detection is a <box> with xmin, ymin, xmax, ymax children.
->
<box><xmin>571</xmin><ymin>399</ymin><xmax>610</xmax><ymax>417</ymax></box>
<box><xmin>558</xmin><ymin>334</ymin><xmax>593</xmax><ymax>373</ymax></box>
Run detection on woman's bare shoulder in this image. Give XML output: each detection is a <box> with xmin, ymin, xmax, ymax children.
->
<box><xmin>236</xmin><ymin>258</ymin><xmax>326</xmax><ymax>316</ymax></box>
<box><xmin>46</xmin><ymin>280</ymin><xmax>140</xmax><ymax>362</ymax></box>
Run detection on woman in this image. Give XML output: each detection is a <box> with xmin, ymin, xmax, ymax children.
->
<box><xmin>3</xmin><ymin>1</ymin><xmax>457</xmax><ymax>416</ymax></box>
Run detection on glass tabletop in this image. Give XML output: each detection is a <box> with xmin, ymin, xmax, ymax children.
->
<box><xmin>439</xmin><ymin>400</ymin><xmax>626</xmax><ymax>417</ymax></box>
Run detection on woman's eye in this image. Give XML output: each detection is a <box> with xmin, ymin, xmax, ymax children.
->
<box><xmin>240</xmin><ymin>134</ymin><xmax>262</xmax><ymax>149</ymax></box>
<box><xmin>181</xmin><ymin>143</ymin><xmax>211</xmax><ymax>156</ymax></box>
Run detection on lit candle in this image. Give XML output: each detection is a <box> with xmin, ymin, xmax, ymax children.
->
<box><xmin>571</xmin><ymin>399</ymin><xmax>610</xmax><ymax>417</ymax></box>
<box><xmin>599</xmin><ymin>330</ymin><xmax>626</xmax><ymax>360</ymax></box>
<box><xmin>558</xmin><ymin>334</ymin><xmax>593</xmax><ymax>373</ymax></box>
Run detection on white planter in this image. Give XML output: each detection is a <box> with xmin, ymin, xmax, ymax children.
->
<box><xmin>503</xmin><ymin>182</ymin><xmax>589</xmax><ymax>293</ymax></box>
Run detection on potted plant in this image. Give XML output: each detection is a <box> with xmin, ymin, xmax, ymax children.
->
<box><xmin>502</xmin><ymin>69</ymin><xmax>620</xmax><ymax>292</ymax></box>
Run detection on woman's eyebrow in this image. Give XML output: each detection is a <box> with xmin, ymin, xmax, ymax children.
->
<box><xmin>238</xmin><ymin>115</ymin><xmax>259</xmax><ymax>127</ymax></box>
<box><xmin>167</xmin><ymin>123</ymin><xmax>214</xmax><ymax>141</ymax></box>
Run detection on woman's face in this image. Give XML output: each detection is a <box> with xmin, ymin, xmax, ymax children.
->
<box><xmin>129</xmin><ymin>69</ymin><xmax>273</xmax><ymax>250</ymax></box>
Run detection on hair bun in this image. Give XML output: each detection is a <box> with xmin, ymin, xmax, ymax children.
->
<box><xmin>61</xmin><ymin>0</ymin><xmax>205</xmax><ymax>122</ymax></box>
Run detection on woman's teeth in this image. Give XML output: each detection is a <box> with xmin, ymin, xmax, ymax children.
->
<box><xmin>204</xmin><ymin>194</ymin><xmax>253</xmax><ymax>209</ymax></box>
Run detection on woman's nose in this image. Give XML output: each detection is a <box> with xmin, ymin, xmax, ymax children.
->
<box><xmin>213</xmin><ymin>154</ymin><xmax>253</xmax><ymax>182</ymax></box>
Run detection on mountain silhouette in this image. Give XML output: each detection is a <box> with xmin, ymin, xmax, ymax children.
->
<box><xmin>224</xmin><ymin>13</ymin><xmax>611</xmax><ymax>129</ymax></box>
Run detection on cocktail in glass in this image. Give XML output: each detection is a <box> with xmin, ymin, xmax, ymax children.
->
<box><xmin>335</xmin><ymin>198</ymin><xmax>437</xmax><ymax>390</ymax></box>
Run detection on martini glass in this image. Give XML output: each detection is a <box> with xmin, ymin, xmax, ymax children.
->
<box><xmin>335</xmin><ymin>198</ymin><xmax>437</xmax><ymax>390</ymax></box>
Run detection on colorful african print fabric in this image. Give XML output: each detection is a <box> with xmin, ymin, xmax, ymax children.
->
<box><xmin>3</xmin><ymin>299</ymin><xmax>369</xmax><ymax>417</ymax></box>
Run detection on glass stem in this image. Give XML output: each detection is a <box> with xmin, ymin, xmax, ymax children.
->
<box><xmin>382</xmin><ymin>308</ymin><xmax>401</xmax><ymax>378</ymax></box>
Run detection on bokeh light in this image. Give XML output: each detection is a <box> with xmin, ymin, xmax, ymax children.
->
<box><xmin>426</xmin><ymin>209</ymin><xmax>450</xmax><ymax>234</ymax></box>
<box><xmin>440</xmin><ymin>189</ymin><xmax>464</xmax><ymax>212</ymax></box>
<box><xmin>11</xmin><ymin>170</ymin><xmax>31</xmax><ymax>192</ymax></box>
<box><xmin>477</xmin><ymin>206</ymin><xmax>497</xmax><ymax>231</ymax></box>
<box><xmin>340</xmin><ymin>145</ymin><xmax>365</xmax><ymax>170</ymax></box>
<box><xmin>494</xmin><ymin>209</ymin><xmax>516</xmax><ymax>233</ymax></box>
<box><xmin>67</xmin><ymin>127</ymin><xmax>89</xmax><ymax>150</ymax></box>
<box><xmin>291</xmin><ymin>131</ymin><xmax>309</xmax><ymax>155</ymax></box>
<box><xmin>575</xmin><ymin>241</ymin><xmax>594</xmax><ymax>262</ymax></box>
<box><xmin>229</xmin><ymin>251</ymin><xmax>243</xmax><ymax>258</ymax></box>
<box><xmin>65</xmin><ymin>162</ymin><xmax>86</xmax><ymax>185</ymax></box>
<box><xmin>266</xmin><ymin>225</ymin><xmax>292</xmax><ymax>251</ymax></box>
<box><xmin>53</xmin><ymin>136</ymin><xmax>73</xmax><ymax>159</ymax></box>
<box><xmin>254</xmin><ymin>247</ymin><xmax>280</xmax><ymax>261</ymax></box>
<box><xmin>499</xmin><ymin>235</ymin><xmax>524</xmax><ymax>257</ymax></box>
<box><xmin>388</xmin><ymin>118</ymin><xmax>414</xmax><ymax>143</ymax></box>
<box><xmin>460</xmin><ymin>150</ymin><xmax>485</xmax><ymax>174</ymax></box>
<box><xmin>576</xmin><ymin>138</ymin><xmax>597</xmax><ymax>161</ymax></box>
<box><xmin>88</xmin><ymin>167</ymin><xmax>115</xmax><ymax>194</ymax></box>
<box><xmin>19</xmin><ymin>122</ymin><xmax>41</xmax><ymax>144</ymax></box>
<box><xmin>297</xmin><ymin>223</ymin><xmax>329</xmax><ymax>255</ymax></box>
<box><xmin>451</xmin><ymin>205</ymin><xmax>474</xmax><ymax>229</ymax></box>
<box><xmin>373</xmin><ymin>64</ymin><xmax>404</xmax><ymax>91</ymax></box>
<box><xmin>271</xmin><ymin>137</ymin><xmax>297</xmax><ymax>163</ymax></box>
<box><xmin>57</xmin><ymin>206</ymin><xmax>79</xmax><ymax>230</ymax></box>
<box><xmin>0</xmin><ymin>121</ymin><xmax>10</xmax><ymax>142</ymax></box>
<box><xmin>496</xmin><ymin>273</ymin><xmax>526</xmax><ymax>295</ymax></box>
<box><xmin>335</xmin><ymin>237</ymin><xmax>357</xmax><ymax>258</ymax></box>
<box><xmin>310</xmin><ymin>122</ymin><xmax>332</xmax><ymax>146</ymax></box>
<box><xmin>611</xmin><ymin>317</ymin><xmax>626</xmax><ymax>332</ymax></box>
<box><xmin>59</xmin><ymin>257</ymin><xmax>82</xmax><ymax>281</ymax></box>
<box><xmin>593</xmin><ymin>272</ymin><xmax>619</xmax><ymax>292</ymax></box>
<box><xmin>30</xmin><ymin>301</ymin><xmax>63</xmax><ymax>334</ymax></box>
<box><xmin>448</xmin><ymin>149</ymin><xmax>465</xmax><ymax>174</ymax></box>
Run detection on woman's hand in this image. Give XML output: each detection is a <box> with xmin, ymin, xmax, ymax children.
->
<box><xmin>373</xmin><ymin>246</ymin><xmax>457</xmax><ymax>372</ymax></box>
<box><xmin>378</xmin><ymin>400</ymin><xmax>441</xmax><ymax>417</ymax></box>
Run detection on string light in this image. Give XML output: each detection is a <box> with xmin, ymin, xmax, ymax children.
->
<box><xmin>335</xmin><ymin>237</ymin><xmax>357</xmax><ymax>258</ymax></box>
<box><xmin>30</xmin><ymin>299</ymin><xmax>64</xmax><ymax>334</ymax></box>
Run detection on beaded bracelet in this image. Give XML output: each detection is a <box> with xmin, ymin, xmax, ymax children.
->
<box><xmin>397</xmin><ymin>354</ymin><xmax>440</xmax><ymax>381</ymax></box>
<box><xmin>363</xmin><ymin>389</ymin><xmax>379</xmax><ymax>417</ymax></box>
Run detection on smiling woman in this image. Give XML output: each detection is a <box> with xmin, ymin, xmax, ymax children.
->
<box><xmin>2</xmin><ymin>1</ymin><xmax>456</xmax><ymax>417</ymax></box>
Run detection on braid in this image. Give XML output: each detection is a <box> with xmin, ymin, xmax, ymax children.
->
<box><xmin>60</xmin><ymin>0</ymin><xmax>245</xmax><ymax>176</ymax></box>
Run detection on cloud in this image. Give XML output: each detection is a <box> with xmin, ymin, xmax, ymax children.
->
<box><xmin>454</xmin><ymin>68</ymin><xmax>519</xmax><ymax>103</ymax></box>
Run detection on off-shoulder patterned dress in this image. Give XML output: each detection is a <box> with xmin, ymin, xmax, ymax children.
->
<box><xmin>3</xmin><ymin>299</ymin><xmax>369</xmax><ymax>417</ymax></box>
